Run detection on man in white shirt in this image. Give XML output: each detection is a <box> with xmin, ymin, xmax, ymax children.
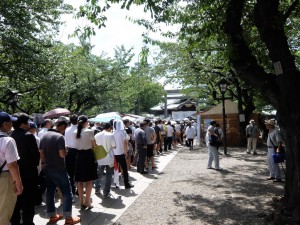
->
<box><xmin>165</xmin><ymin>121</ymin><xmax>174</xmax><ymax>151</ymax></box>
<box><xmin>0</xmin><ymin>111</ymin><xmax>23</xmax><ymax>225</ymax></box>
<box><xmin>38</xmin><ymin>119</ymin><xmax>52</xmax><ymax>139</ymax></box>
<box><xmin>64</xmin><ymin>115</ymin><xmax>78</xmax><ymax>195</ymax></box>
<box><xmin>94</xmin><ymin>123</ymin><xmax>116</xmax><ymax>197</ymax></box>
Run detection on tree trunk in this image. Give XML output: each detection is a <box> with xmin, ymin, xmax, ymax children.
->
<box><xmin>224</xmin><ymin>0</ymin><xmax>300</xmax><ymax>222</ymax></box>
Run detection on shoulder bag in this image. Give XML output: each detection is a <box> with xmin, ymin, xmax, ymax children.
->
<box><xmin>92</xmin><ymin>145</ymin><xmax>108</xmax><ymax>160</ymax></box>
<box><xmin>0</xmin><ymin>135</ymin><xmax>7</xmax><ymax>174</ymax></box>
<box><xmin>209</xmin><ymin>135</ymin><xmax>222</xmax><ymax>147</ymax></box>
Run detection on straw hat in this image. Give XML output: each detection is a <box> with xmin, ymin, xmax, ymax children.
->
<box><xmin>265</xmin><ymin>119</ymin><xmax>275</xmax><ymax>126</ymax></box>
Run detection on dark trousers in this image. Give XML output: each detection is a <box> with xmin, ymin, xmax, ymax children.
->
<box><xmin>11</xmin><ymin>178</ymin><xmax>37</xmax><ymax>225</ymax></box>
<box><xmin>188</xmin><ymin>138</ymin><xmax>194</xmax><ymax>149</ymax></box>
<box><xmin>164</xmin><ymin>136</ymin><xmax>168</xmax><ymax>151</ymax></box>
<box><xmin>164</xmin><ymin>137</ymin><xmax>172</xmax><ymax>151</ymax></box>
<box><xmin>35</xmin><ymin>171</ymin><xmax>46</xmax><ymax>206</ymax></box>
<box><xmin>115</xmin><ymin>154</ymin><xmax>130</xmax><ymax>186</ymax></box>
<box><xmin>167</xmin><ymin>137</ymin><xmax>173</xmax><ymax>150</ymax></box>
<box><xmin>65</xmin><ymin>147</ymin><xmax>78</xmax><ymax>194</ymax></box>
<box><xmin>137</xmin><ymin>145</ymin><xmax>147</xmax><ymax>173</ymax></box>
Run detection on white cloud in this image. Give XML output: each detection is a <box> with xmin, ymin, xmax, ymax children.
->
<box><xmin>58</xmin><ymin>0</ymin><xmax>178</xmax><ymax>89</ymax></box>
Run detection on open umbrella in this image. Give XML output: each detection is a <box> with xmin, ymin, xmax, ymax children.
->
<box><xmin>44</xmin><ymin>108</ymin><xmax>70</xmax><ymax>118</ymax></box>
<box><xmin>89</xmin><ymin>112</ymin><xmax>121</xmax><ymax>123</ymax></box>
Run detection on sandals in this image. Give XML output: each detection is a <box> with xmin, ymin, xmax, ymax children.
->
<box><xmin>65</xmin><ymin>216</ymin><xmax>81</xmax><ymax>225</ymax></box>
<box><xmin>47</xmin><ymin>214</ymin><xmax>63</xmax><ymax>224</ymax></box>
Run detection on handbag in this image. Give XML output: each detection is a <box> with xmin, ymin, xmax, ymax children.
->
<box><xmin>92</xmin><ymin>145</ymin><xmax>108</xmax><ymax>160</ymax></box>
<box><xmin>209</xmin><ymin>135</ymin><xmax>222</xmax><ymax>147</ymax></box>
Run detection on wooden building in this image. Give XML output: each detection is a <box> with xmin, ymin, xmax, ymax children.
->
<box><xmin>200</xmin><ymin>100</ymin><xmax>259</xmax><ymax>146</ymax></box>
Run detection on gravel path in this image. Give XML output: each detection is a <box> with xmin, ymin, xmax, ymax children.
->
<box><xmin>115</xmin><ymin>146</ymin><xmax>284</xmax><ymax>225</ymax></box>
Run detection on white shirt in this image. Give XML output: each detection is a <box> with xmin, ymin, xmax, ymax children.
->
<box><xmin>113</xmin><ymin>130</ymin><xmax>128</xmax><ymax>155</ymax></box>
<box><xmin>267</xmin><ymin>127</ymin><xmax>282</xmax><ymax>147</ymax></box>
<box><xmin>65</xmin><ymin>124</ymin><xmax>77</xmax><ymax>148</ymax></box>
<box><xmin>74</xmin><ymin>128</ymin><xmax>94</xmax><ymax>150</ymax></box>
<box><xmin>0</xmin><ymin>132</ymin><xmax>19</xmax><ymax>171</ymax></box>
<box><xmin>167</xmin><ymin>125</ymin><xmax>174</xmax><ymax>137</ymax></box>
<box><xmin>175</xmin><ymin>124</ymin><xmax>181</xmax><ymax>132</ymax></box>
<box><xmin>185</xmin><ymin>126</ymin><xmax>196</xmax><ymax>139</ymax></box>
<box><xmin>38</xmin><ymin>127</ymin><xmax>48</xmax><ymax>138</ymax></box>
<box><xmin>215</xmin><ymin>127</ymin><xmax>224</xmax><ymax>139</ymax></box>
<box><xmin>95</xmin><ymin>130</ymin><xmax>116</xmax><ymax>166</ymax></box>
<box><xmin>205</xmin><ymin>125</ymin><xmax>214</xmax><ymax>142</ymax></box>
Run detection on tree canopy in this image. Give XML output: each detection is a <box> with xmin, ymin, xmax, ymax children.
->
<box><xmin>0</xmin><ymin>0</ymin><xmax>165</xmax><ymax>116</ymax></box>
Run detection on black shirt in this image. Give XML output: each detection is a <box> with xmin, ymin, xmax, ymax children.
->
<box><xmin>10</xmin><ymin>128</ymin><xmax>39</xmax><ymax>180</ymax></box>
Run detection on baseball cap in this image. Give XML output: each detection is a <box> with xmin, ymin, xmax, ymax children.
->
<box><xmin>0</xmin><ymin>111</ymin><xmax>18</xmax><ymax>125</ymax></box>
<box><xmin>29</xmin><ymin>121</ymin><xmax>38</xmax><ymax>129</ymax></box>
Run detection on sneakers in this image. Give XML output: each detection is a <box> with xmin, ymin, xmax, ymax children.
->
<box><xmin>252</xmin><ymin>152</ymin><xmax>257</xmax><ymax>155</ymax></box>
<box><xmin>273</xmin><ymin>179</ymin><xmax>283</xmax><ymax>182</ymax></box>
<box><xmin>65</xmin><ymin>216</ymin><xmax>81</xmax><ymax>225</ymax></box>
<box><xmin>47</xmin><ymin>214</ymin><xmax>63</xmax><ymax>224</ymax></box>
<box><xmin>207</xmin><ymin>166</ymin><xmax>213</xmax><ymax>169</ymax></box>
<box><xmin>95</xmin><ymin>189</ymin><xmax>100</xmax><ymax>194</ymax></box>
<box><xmin>215</xmin><ymin>167</ymin><xmax>223</xmax><ymax>170</ymax></box>
<box><xmin>125</xmin><ymin>184</ymin><xmax>134</xmax><ymax>189</ymax></box>
<box><xmin>267</xmin><ymin>176</ymin><xmax>275</xmax><ymax>180</ymax></box>
<box><xmin>103</xmin><ymin>193</ymin><xmax>112</xmax><ymax>199</ymax></box>
<box><xmin>246</xmin><ymin>151</ymin><xmax>251</xmax><ymax>154</ymax></box>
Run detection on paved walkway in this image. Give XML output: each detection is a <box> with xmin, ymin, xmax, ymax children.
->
<box><xmin>34</xmin><ymin>145</ymin><xmax>285</xmax><ymax>225</ymax></box>
<box><xmin>34</xmin><ymin>147</ymin><xmax>180</xmax><ymax>225</ymax></box>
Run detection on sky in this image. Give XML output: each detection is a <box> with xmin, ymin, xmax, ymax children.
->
<box><xmin>58</xmin><ymin>0</ymin><xmax>175</xmax><ymax>64</ymax></box>
<box><xmin>57</xmin><ymin>0</ymin><xmax>179</xmax><ymax>89</ymax></box>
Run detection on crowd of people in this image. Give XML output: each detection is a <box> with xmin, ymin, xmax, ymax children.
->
<box><xmin>0</xmin><ymin>111</ymin><xmax>198</xmax><ymax>225</ymax></box>
<box><xmin>0</xmin><ymin>110</ymin><xmax>285</xmax><ymax>225</ymax></box>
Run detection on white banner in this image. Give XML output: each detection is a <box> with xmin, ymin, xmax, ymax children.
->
<box><xmin>172</xmin><ymin>111</ymin><xmax>196</xmax><ymax>120</ymax></box>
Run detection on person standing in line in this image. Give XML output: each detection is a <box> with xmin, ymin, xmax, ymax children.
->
<box><xmin>185</xmin><ymin>122</ymin><xmax>196</xmax><ymax>150</ymax></box>
<box><xmin>38</xmin><ymin>119</ymin><xmax>51</xmax><ymax>139</ymax></box>
<box><xmin>64</xmin><ymin>114</ymin><xmax>78</xmax><ymax>196</ymax></box>
<box><xmin>39</xmin><ymin>118</ymin><xmax>80</xmax><ymax>225</ymax></box>
<box><xmin>265</xmin><ymin>119</ymin><xmax>283</xmax><ymax>182</ymax></box>
<box><xmin>175</xmin><ymin>121</ymin><xmax>182</xmax><ymax>145</ymax></box>
<box><xmin>113</xmin><ymin>119</ymin><xmax>134</xmax><ymax>189</ymax></box>
<box><xmin>123</xmin><ymin>119</ymin><xmax>133</xmax><ymax>170</ymax></box>
<box><xmin>0</xmin><ymin>112</ymin><xmax>23</xmax><ymax>225</ymax></box>
<box><xmin>206</xmin><ymin>121</ymin><xmax>222</xmax><ymax>170</ymax></box>
<box><xmin>180</xmin><ymin>121</ymin><xmax>185</xmax><ymax>146</ymax></box>
<box><xmin>153</xmin><ymin>120</ymin><xmax>161</xmax><ymax>155</ymax></box>
<box><xmin>10</xmin><ymin>113</ymin><xmax>40</xmax><ymax>225</ymax></box>
<box><xmin>166</xmin><ymin>121</ymin><xmax>174</xmax><ymax>151</ymax></box>
<box><xmin>27</xmin><ymin>121</ymin><xmax>44</xmax><ymax>207</ymax></box>
<box><xmin>144</xmin><ymin>119</ymin><xmax>156</xmax><ymax>169</ymax></box>
<box><xmin>135</xmin><ymin>121</ymin><xmax>148</xmax><ymax>174</ymax></box>
<box><xmin>74</xmin><ymin>115</ymin><xmax>98</xmax><ymax>209</ymax></box>
<box><xmin>94</xmin><ymin>122</ymin><xmax>116</xmax><ymax>197</ymax></box>
<box><xmin>163</xmin><ymin>121</ymin><xmax>168</xmax><ymax>152</ymax></box>
<box><xmin>157</xmin><ymin>120</ymin><xmax>164</xmax><ymax>153</ymax></box>
<box><xmin>245</xmin><ymin>119</ymin><xmax>259</xmax><ymax>155</ymax></box>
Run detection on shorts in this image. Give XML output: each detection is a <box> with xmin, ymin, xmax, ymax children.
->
<box><xmin>147</xmin><ymin>144</ymin><xmax>154</xmax><ymax>158</ymax></box>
